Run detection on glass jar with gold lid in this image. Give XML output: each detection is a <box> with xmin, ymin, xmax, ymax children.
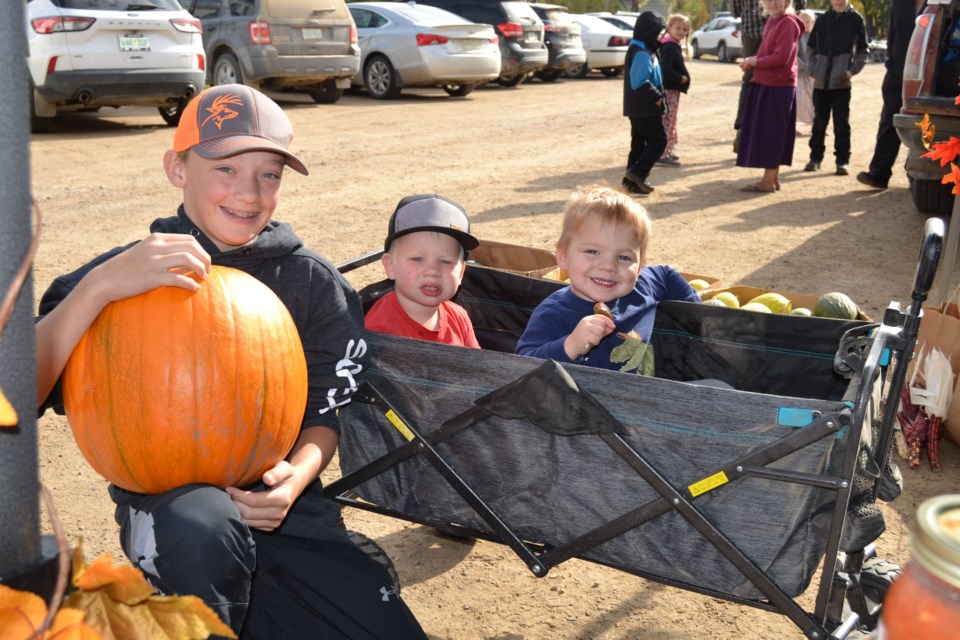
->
<box><xmin>878</xmin><ymin>494</ymin><xmax>960</xmax><ymax>639</ymax></box>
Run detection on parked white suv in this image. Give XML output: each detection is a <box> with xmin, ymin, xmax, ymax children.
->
<box><xmin>26</xmin><ymin>0</ymin><xmax>207</xmax><ymax>132</ymax></box>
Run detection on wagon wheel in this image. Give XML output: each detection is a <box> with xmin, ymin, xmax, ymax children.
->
<box><xmin>844</xmin><ymin>556</ymin><xmax>902</xmax><ymax>633</ymax></box>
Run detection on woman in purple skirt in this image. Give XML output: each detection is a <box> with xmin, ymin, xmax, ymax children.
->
<box><xmin>735</xmin><ymin>0</ymin><xmax>804</xmax><ymax>193</ymax></box>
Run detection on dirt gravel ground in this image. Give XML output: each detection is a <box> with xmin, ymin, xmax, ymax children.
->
<box><xmin>30</xmin><ymin>59</ymin><xmax>960</xmax><ymax>639</ymax></box>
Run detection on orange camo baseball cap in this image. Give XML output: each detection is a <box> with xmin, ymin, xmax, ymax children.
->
<box><xmin>173</xmin><ymin>84</ymin><xmax>308</xmax><ymax>175</ymax></box>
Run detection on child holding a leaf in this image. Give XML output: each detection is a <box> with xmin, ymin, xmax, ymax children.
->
<box><xmin>516</xmin><ymin>183</ymin><xmax>700</xmax><ymax>375</ymax></box>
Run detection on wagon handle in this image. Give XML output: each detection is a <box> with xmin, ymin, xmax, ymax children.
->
<box><xmin>912</xmin><ymin>217</ymin><xmax>944</xmax><ymax>306</ymax></box>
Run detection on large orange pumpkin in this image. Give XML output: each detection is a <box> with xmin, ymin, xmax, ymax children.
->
<box><xmin>62</xmin><ymin>266</ymin><xmax>307</xmax><ymax>494</ymax></box>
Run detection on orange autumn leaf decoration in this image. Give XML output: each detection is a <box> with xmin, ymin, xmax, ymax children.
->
<box><xmin>922</xmin><ymin>136</ymin><xmax>960</xmax><ymax>167</ymax></box>
<box><xmin>915</xmin><ymin>113</ymin><xmax>936</xmax><ymax>150</ymax></box>
<box><xmin>942</xmin><ymin>163</ymin><xmax>960</xmax><ymax>196</ymax></box>
<box><xmin>63</xmin><ymin>547</ymin><xmax>237</xmax><ymax>640</ymax></box>
<box><xmin>0</xmin><ymin>545</ymin><xmax>236</xmax><ymax>640</ymax></box>
<box><xmin>0</xmin><ymin>391</ymin><xmax>15</xmax><ymax>428</ymax></box>
<box><xmin>0</xmin><ymin>584</ymin><xmax>99</xmax><ymax>640</ymax></box>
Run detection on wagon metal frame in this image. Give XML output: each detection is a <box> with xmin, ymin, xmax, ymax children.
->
<box><xmin>325</xmin><ymin>221</ymin><xmax>944</xmax><ymax>639</ymax></box>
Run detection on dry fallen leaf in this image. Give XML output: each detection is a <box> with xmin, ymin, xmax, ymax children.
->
<box><xmin>64</xmin><ymin>548</ymin><xmax>237</xmax><ymax>640</ymax></box>
<box><xmin>0</xmin><ymin>584</ymin><xmax>100</xmax><ymax>640</ymax></box>
<box><xmin>0</xmin><ymin>545</ymin><xmax>236</xmax><ymax>640</ymax></box>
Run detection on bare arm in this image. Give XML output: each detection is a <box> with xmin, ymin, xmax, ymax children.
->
<box><xmin>225</xmin><ymin>424</ymin><xmax>338</xmax><ymax>531</ymax></box>
<box><xmin>36</xmin><ymin>233</ymin><xmax>211</xmax><ymax>406</ymax></box>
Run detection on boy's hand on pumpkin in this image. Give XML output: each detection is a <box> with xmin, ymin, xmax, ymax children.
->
<box><xmin>91</xmin><ymin>233</ymin><xmax>212</xmax><ymax>302</ymax></box>
<box><xmin>226</xmin><ymin>461</ymin><xmax>297</xmax><ymax>531</ymax></box>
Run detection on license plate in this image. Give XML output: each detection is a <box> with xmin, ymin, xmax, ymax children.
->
<box><xmin>119</xmin><ymin>34</ymin><xmax>150</xmax><ymax>51</ymax></box>
<box><xmin>525</xmin><ymin>32</ymin><xmax>539</xmax><ymax>43</ymax></box>
<box><xmin>462</xmin><ymin>39</ymin><xmax>483</xmax><ymax>51</ymax></box>
<box><xmin>302</xmin><ymin>28</ymin><xmax>324</xmax><ymax>40</ymax></box>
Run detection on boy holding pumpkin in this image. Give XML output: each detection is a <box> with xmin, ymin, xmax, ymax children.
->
<box><xmin>35</xmin><ymin>84</ymin><xmax>426</xmax><ymax>639</ymax></box>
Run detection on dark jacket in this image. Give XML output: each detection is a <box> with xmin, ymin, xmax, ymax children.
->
<box><xmin>38</xmin><ymin>206</ymin><xmax>368</xmax><ymax>438</ymax></box>
<box><xmin>623</xmin><ymin>11</ymin><xmax>666</xmax><ymax>117</ymax></box>
<box><xmin>659</xmin><ymin>38</ymin><xmax>690</xmax><ymax>93</ymax></box>
<box><xmin>808</xmin><ymin>4</ymin><xmax>868</xmax><ymax>90</ymax></box>
<box><xmin>886</xmin><ymin>0</ymin><xmax>924</xmax><ymax>78</ymax></box>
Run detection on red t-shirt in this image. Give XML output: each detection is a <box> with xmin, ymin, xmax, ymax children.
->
<box><xmin>364</xmin><ymin>291</ymin><xmax>480</xmax><ymax>348</ymax></box>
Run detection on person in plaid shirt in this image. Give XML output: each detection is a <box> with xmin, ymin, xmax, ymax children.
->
<box><xmin>732</xmin><ymin>0</ymin><xmax>767</xmax><ymax>151</ymax></box>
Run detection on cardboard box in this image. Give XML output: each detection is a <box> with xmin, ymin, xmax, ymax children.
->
<box><xmin>469</xmin><ymin>240</ymin><xmax>557</xmax><ymax>279</ymax></box>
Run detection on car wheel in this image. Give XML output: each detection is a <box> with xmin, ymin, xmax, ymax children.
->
<box><xmin>718</xmin><ymin>42</ymin><xmax>728</xmax><ymax>62</ymax></box>
<box><xmin>691</xmin><ymin>40</ymin><xmax>700</xmax><ymax>59</ymax></box>
<box><xmin>600</xmin><ymin>67</ymin><xmax>621</xmax><ymax>78</ymax></box>
<box><xmin>364</xmin><ymin>54</ymin><xmax>401</xmax><ymax>99</ymax></box>
<box><xmin>496</xmin><ymin>72</ymin><xmax>527</xmax><ymax>87</ymax></box>
<box><xmin>308</xmin><ymin>80</ymin><xmax>344</xmax><ymax>104</ymax></box>
<box><xmin>158</xmin><ymin>98</ymin><xmax>187</xmax><ymax>126</ymax></box>
<box><xmin>213</xmin><ymin>53</ymin><xmax>243</xmax><ymax>86</ymax></box>
<box><xmin>442</xmin><ymin>83</ymin><xmax>474</xmax><ymax>97</ymax></box>
<box><xmin>535</xmin><ymin>68</ymin><xmax>563</xmax><ymax>82</ymax></box>
<box><xmin>910</xmin><ymin>177</ymin><xmax>955</xmax><ymax>215</ymax></box>
<box><xmin>564</xmin><ymin>63</ymin><xmax>588</xmax><ymax>79</ymax></box>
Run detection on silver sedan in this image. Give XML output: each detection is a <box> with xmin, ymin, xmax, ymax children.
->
<box><xmin>349</xmin><ymin>2</ymin><xmax>502</xmax><ymax>99</ymax></box>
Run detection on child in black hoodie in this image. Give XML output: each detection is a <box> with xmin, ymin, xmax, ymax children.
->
<box><xmin>622</xmin><ymin>11</ymin><xmax>667</xmax><ymax>195</ymax></box>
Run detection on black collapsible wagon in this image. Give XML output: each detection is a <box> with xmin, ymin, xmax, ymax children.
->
<box><xmin>325</xmin><ymin>220</ymin><xmax>945</xmax><ymax>639</ymax></box>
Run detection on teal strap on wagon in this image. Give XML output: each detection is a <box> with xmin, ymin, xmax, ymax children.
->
<box><xmin>776</xmin><ymin>407</ymin><xmax>817</xmax><ymax>427</ymax></box>
<box><xmin>880</xmin><ymin>347</ymin><xmax>891</xmax><ymax>366</ymax></box>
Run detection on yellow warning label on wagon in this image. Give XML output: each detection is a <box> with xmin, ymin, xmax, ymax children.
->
<box><xmin>385</xmin><ymin>409</ymin><xmax>415</xmax><ymax>442</ymax></box>
<box><xmin>688</xmin><ymin>471</ymin><xmax>730</xmax><ymax>498</ymax></box>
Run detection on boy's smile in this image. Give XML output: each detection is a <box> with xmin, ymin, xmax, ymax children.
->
<box><xmin>556</xmin><ymin>219</ymin><xmax>642</xmax><ymax>303</ymax></box>
<box><xmin>166</xmin><ymin>149</ymin><xmax>285</xmax><ymax>252</ymax></box>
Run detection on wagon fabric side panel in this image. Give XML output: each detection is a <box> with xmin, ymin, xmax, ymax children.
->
<box><xmin>339</xmin><ymin>331</ymin><xmax>851</xmax><ymax>600</ymax></box>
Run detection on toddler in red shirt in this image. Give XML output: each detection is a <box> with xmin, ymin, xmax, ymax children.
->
<box><xmin>365</xmin><ymin>194</ymin><xmax>480</xmax><ymax>348</ymax></box>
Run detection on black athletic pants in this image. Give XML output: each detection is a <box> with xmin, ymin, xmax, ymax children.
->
<box><xmin>809</xmin><ymin>87</ymin><xmax>853</xmax><ymax>166</ymax></box>
<box><xmin>866</xmin><ymin>72</ymin><xmax>905</xmax><ymax>183</ymax></box>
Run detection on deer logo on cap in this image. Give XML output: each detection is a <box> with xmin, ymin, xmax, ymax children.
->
<box><xmin>202</xmin><ymin>93</ymin><xmax>243</xmax><ymax>130</ymax></box>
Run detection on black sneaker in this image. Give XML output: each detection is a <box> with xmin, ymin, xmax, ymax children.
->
<box><xmin>836</xmin><ymin>164</ymin><xmax>850</xmax><ymax>176</ymax></box>
<box><xmin>856</xmin><ymin>171</ymin><xmax>889</xmax><ymax>189</ymax></box>
<box><xmin>624</xmin><ymin>172</ymin><xmax>655</xmax><ymax>194</ymax></box>
<box><xmin>804</xmin><ymin>161</ymin><xmax>821</xmax><ymax>172</ymax></box>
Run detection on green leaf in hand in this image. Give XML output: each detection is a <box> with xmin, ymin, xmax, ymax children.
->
<box><xmin>610</xmin><ymin>330</ymin><xmax>655</xmax><ymax>376</ymax></box>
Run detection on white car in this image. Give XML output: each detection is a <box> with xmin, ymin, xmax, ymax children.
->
<box><xmin>566</xmin><ymin>14</ymin><xmax>630</xmax><ymax>79</ymax></box>
<box><xmin>348</xmin><ymin>2</ymin><xmax>501</xmax><ymax>99</ymax></box>
<box><xmin>26</xmin><ymin>0</ymin><xmax>206</xmax><ymax>132</ymax></box>
<box><xmin>586</xmin><ymin>11</ymin><xmax>636</xmax><ymax>32</ymax></box>
<box><xmin>690</xmin><ymin>15</ymin><xmax>743</xmax><ymax>62</ymax></box>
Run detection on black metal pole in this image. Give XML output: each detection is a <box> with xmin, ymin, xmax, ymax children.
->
<box><xmin>0</xmin><ymin>0</ymin><xmax>59</xmax><ymax>594</ymax></box>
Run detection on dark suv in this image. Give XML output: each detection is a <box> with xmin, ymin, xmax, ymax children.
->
<box><xmin>528</xmin><ymin>3</ymin><xmax>586</xmax><ymax>82</ymax></box>
<box><xmin>893</xmin><ymin>0</ymin><xmax>960</xmax><ymax>215</ymax></box>
<box><xmin>180</xmin><ymin>0</ymin><xmax>361</xmax><ymax>104</ymax></box>
<box><xmin>400</xmin><ymin>0</ymin><xmax>548</xmax><ymax>86</ymax></box>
